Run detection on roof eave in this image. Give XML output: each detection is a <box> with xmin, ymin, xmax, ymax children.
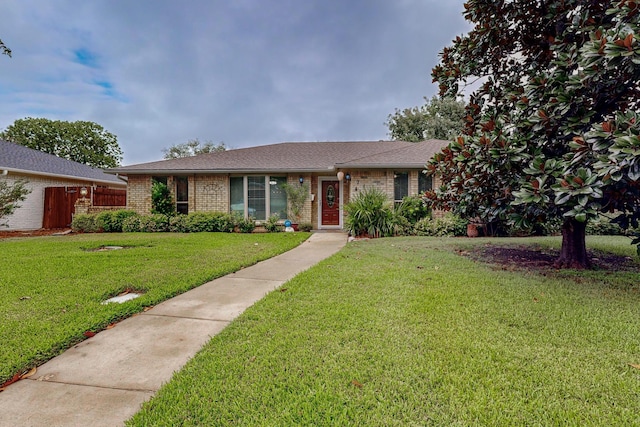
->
<box><xmin>105</xmin><ymin>167</ymin><xmax>335</xmax><ymax>176</ymax></box>
<box><xmin>335</xmin><ymin>163</ymin><xmax>428</xmax><ymax>169</ymax></box>
<box><xmin>1</xmin><ymin>167</ymin><xmax>127</xmax><ymax>187</ymax></box>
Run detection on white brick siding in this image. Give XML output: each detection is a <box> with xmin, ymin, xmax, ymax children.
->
<box><xmin>1</xmin><ymin>172</ymin><xmax>124</xmax><ymax>230</ymax></box>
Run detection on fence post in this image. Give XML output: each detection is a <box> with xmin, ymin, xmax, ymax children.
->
<box><xmin>74</xmin><ymin>198</ymin><xmax>91</xmax><ymax>216</ymax></box>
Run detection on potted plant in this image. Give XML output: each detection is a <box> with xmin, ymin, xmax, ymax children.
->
<box><xmin>281</xmin><ymin>182</ymin><xmax>309</xmax><ymax>229</ymax></box>
<box><xmin>466</xmin><ymin>218</ymin><xmax>485</xmax><ymax>237</ymax></box>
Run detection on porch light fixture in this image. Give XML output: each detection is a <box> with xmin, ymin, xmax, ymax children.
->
<box><xmin>337</xmin><ymin>171</ymin><xmax>344</xmax><ymax>181</ymax></box>
<box><xmin>299</xmin><ymin>176</ymin><xmax>304</xmax><ymax>184</ymax></box>
<box><xmin>345</xmin><ymin>173</ymin><xmax>351</xmax><ymax>181</ymax></box>
<box><xmin>80</xmin><ymin>187</ymin><xmax>88</xmax><ymax>199</ymax></box>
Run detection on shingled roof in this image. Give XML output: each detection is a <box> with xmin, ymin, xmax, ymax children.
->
<box><xmin>108</xmin><ymin>140</ymin><xmax>450</xmax><ymax>175</ymax></box>
<box><xmin>0</xmin><ymin>139</ymin><xmax>126</xmax><ymax>185</ymax></box>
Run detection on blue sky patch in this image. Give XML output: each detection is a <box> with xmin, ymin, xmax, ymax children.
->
<box><xmin>74</xmin><ymin>48</ymin><xmax>98</xmax><ymax>67</ymax></box>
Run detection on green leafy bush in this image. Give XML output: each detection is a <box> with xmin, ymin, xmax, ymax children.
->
<box><xmin>151</xmin><ymin>181</ymin><xmax>175</xmax><ymax>216</ymax></box>
<box><xmin>236</xmin><ymin>217</ymin><xmax>256</xmax><ymax>233</ymax></box>
<box><xmin>586</xmin><ymin>216</ymin><xmax>624</xmax><ymax>236</ymax></box>
<box><xmin>144</xmin><ymin>214</ymin><xmax>171</xmax><ymax>232</ymax></box>
<box><xmin>183</xmin><ymin>212</ymin><xmax>236</xmax><ymax>233</ymax></box>
<box><xmin>298</xmin><ymin>222</ymin><xmax>313</xmax><ymax>232</ymax></box>
<box><xmin>345</xmin><ymin>188</ymin><xmax>397</xmax><ymax>238</ymax></box>
<box><xmin>184</xmin><ymin>212</ymin><xmax>217</xmax><ymax>232</ymax></box>
<box><xmin>414</xmin><ymin>214</ymin><xmax>468</xmax><ymax>237</ymax></box>
<box><xmin>71</xmin><ymin>214</ymin><xmax>99</xmax><ymax>233</ymax></box>
<box><xmin>122</xmin><ymin>214</ymin><xmax>170</xmax><ymax>232</ymax></box>
<box><xmin>264</xmin><ymin>214</ymin><xmax>282</xmax><ymax>233</ymax></box>
<box><xmin>122</xmin><ymin>215</ymin><xmax>143</xmax><ymax>232</ymax></box>
<box><xmin>168</xmin><ymin>215</ymin><xmax>189</xmax><ymax>232</ymax></box>
<box><xmin>395</xmin><ymin>195</ymin><xmax>431</xmax><ymax>225</ymax></box>
<box><xmin>210</xmin><ymin>213</ymin><xmax>236</xmax><ymax>233</ymax></box>
<box><xmin>95</xmin><ymin>210</ymin><xmax>138</xmax><ymax>232</ymax></box>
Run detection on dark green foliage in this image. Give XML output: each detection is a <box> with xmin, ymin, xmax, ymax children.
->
<box><xmin>264</xmin><ymin>214</ymin><xmax>283</xmax><ymax>233</ymax></box>
<box><xmin>394</xmin><ymin>195</ymin><xmax>431</xmax><ymax>225</ymax></box>
<box><xmin>0</xmin><ymin>179</ymin><xmax>31</xmax><ymax>226</ymax></box>
<box><xmin>71</xmin><ymin>214</ymin><xmax>99</xmax><ymax>233</ymax></box>
<box><xmin>429</xmin><ymin>1</ymin><xmax>640</xmax><ymax>265</ymax></box>
<box><xmin>586</xmin><ymin>216</ymin><xmax>624</xmax><ymax>236</ymax></box>
<box><xmin>74</xmin><ymin>211</ymin><xmax>241</xmax><ymax>234</ymax></box>
<box><xmin>151</xmin><ymin>181</ymin><xmax>175</xmax><ymax>216</ymax></box>
<box><xmin>95</xmin><ymin>210</ymin><xmax>138</xmax><ymax>232</ymax></box>
<box><xmin>344</xmin><ymin>188</ymin><xmax>397</xmax><ymax>238</ymax></box>
<box><xmin>0</xmin><ymin>117</ymin><xmax>122</xmax><ymax>168</ymax></box>
<box><xmin>414</xmin><ymin>214</ymin><xmax>468</xmax><ymax>237</ymax></box>
<box><xmin>236</xmin><ymin>217</ymin><xmax>256</xmax><ymax>233</ymax></box>
<box><xmin>387</xmin><ymin>96</ymin><xmax>466</xmax><ymax>142</ymax></box>
<box><xmin>298</xmin><ymin>222</ymin><xmax>313</xmax><ymax>232</ymax></box>
<box><xmin>183</xmin><ymin>212</ymin><xmax>236</xmax><ymax>233</ymax></box>
<box><xmin>123</xmin><ymin>214</ymin><xmax>171</xmax><ymax>232</ymax></box>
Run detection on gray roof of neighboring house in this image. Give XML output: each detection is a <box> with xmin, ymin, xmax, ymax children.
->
<box><xmin>107</xmin><ymin>140</ymin><xmax>450</xmax><ymax>175</ymax></box>
<box><xmin>0</xmin><ymin>139</ymin><xmax>126</xmax><ymax>186</ymax></box>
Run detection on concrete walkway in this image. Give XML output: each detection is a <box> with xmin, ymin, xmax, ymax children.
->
<box><xmin>0</xmin><ymin>232</ymin><xmax>347</xmax><ymax>427</ymax></box>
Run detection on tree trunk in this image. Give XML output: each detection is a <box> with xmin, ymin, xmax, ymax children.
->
<box><xmin>555</xmin><ymin>218</ymin><xmax>591</xmax><ymax>269</ymax></box>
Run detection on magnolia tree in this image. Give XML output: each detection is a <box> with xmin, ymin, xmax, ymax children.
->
<box><xmin>427</xmin><ymin>0</ymin><xmax>640</xmax><ymax>267</ymax></box>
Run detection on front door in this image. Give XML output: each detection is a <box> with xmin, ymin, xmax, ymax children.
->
<box><xmin>321</xmin><ymin>180</ymin><xmax>340</xmax><ymax>226</ymax></box>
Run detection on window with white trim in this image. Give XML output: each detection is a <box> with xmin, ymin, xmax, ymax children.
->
<box><xmin>230</xmin><ymin>176</ymin><xmax>287</xmax><ymax>221</ymax></box>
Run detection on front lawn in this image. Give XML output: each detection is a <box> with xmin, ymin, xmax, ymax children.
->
<box><xmin>0</xmin><ymin>232</ymin><xmax>309</xmax><ymax>385</ymax></box>
<box><xmin>128</xmin><ymin>236</ymin><xmax>640</xmax><ymax>426</ymax></box>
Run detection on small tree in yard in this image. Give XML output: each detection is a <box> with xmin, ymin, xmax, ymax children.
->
<box><xmin>0</xmin><ymin>179</ymin><xmax>31</xmax><ymax>226</ymax></box>
<box><xmin>281</xmin><ymin>183</ymin><xmax>309</xmax><ymax>223</ymax></box>
<box><xmin>151</xmin><ymin>181</ymin><xmax>175</xmax><ymax>216</ymax></box>
<box><xmin>428</xmin><ymin>1</ymin><xmax>640</xmax><ymax>267</ymax></box>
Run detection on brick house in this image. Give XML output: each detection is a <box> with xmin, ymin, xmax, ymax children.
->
<box><xmin>0</xmin><ymin>140</ymin><xmax>127</xmax><ymax>230</ymax></box>
<box><xmin>107</xmin><ymin>140</ymin><xmax>449</xmax><ymax>230</ymax></box>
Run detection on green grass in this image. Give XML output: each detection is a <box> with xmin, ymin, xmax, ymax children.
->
<box><xmin>128</xmin><ymin>236</ymin><xmax>640</xmax><ymax>426</ymax></box>
<box><xmin>0</xmin><ymin>232</ymin><xmax>309</xmax><ymax>385</ymax></box>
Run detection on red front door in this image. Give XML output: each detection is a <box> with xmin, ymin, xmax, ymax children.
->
<box><xmin>321</xmin><ymin>181</ymin><xmax>340</xmax><ymax>226</ymax></box>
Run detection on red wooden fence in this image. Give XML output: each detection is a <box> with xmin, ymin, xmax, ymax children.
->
<box><xmin>43</xmin><ymin>187</ymin><xmax>126</xmax><ymax>229</ymax></box>
<box><xmin>93</xmin><ymin>187</ymin><xmax>127</xmax><ymax>206</ymax></box>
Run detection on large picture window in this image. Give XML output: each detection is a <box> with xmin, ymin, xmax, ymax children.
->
<box><xmin>231</xmin><ymin>176</ymin><xmax>287</xmax><ymax>221</ymax></box>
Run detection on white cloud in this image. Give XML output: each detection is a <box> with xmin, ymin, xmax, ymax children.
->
<box><xmin>0</xmin><ymin>0</ymin><xmax>470</xmax><ymax>164</ymax></box>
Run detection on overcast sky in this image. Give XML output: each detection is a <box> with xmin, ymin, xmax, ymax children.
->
<box><xmin>1</xmin><ymin>0</ymin><xmax>469</xmax><ymax>165</ymax></box>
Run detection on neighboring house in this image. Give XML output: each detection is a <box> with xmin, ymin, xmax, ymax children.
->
<box><xmin>107</xmin><ymin>140</ymin><xmax>449</xmax><ymax>230</ymax></box>
<box><xmin>0</xmin><ymin>140</ymin><xmax>127</xmax><ymax>230</ymax></box>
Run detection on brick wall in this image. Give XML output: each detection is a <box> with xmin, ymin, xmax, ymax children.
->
<box><xmin>348</xmin><ymin>170</ymin><xmax>393</xmax><ymax>200</ymax></box>
<box><xmin>123</xmin><ymin>171</ymin><xmax>445</xmax><ymax>225</ymax></box>
<box><xmin>193</xmin><ymin>175</ymin><xmax>229</xmax><ymax>212</ymax></box>
<box><xmin>126</xmin><ymin>175</ymin><xmax>152</xmax><ymax>214</ymax></box>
